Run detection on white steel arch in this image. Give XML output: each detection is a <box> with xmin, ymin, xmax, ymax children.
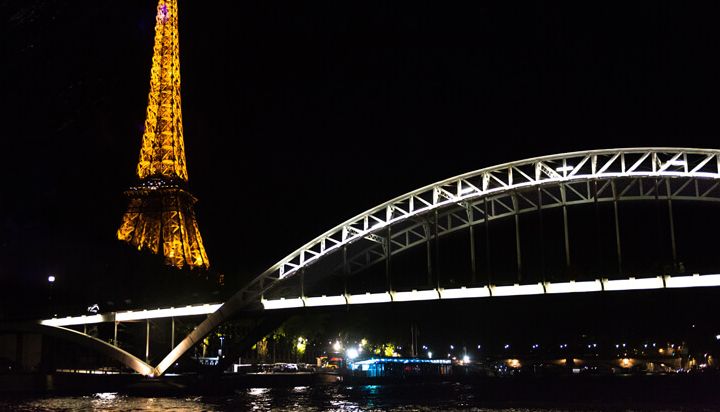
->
<box><xmin>156</xmin><ymin>147</ymin><xmax>720</xmax><ymax>375</ymax></box>
<box><xmin>343</xmin><ymin>160</ymin><xmax>720</xmax><ymax>276</ymax></box>
<box><xmin>250</xmin><ymin>147</ymin><xmax>720</xmax><ymax>294</ymax></box>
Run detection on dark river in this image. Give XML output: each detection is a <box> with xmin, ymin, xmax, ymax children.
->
<box><xmin>0</xmin><ymin>383</ymin><xmax>705</xmax><ymax>411</ymax></box>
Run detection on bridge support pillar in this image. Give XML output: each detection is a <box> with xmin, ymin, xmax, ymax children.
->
<box><xmin>300</xmin><ymin>269</ymin><xmax>305</xmax><ymax>300</ymax></box>
<box><xmin>434</xmin><ymin>210</ymin><xmax>440</xmax><ymax>289</ymax></box>
<box><xmin>171</xmin><ymin>317</ymin><xmax>175</xmax><ymax>350</ymax></box>
<box><xmin>612</xmin><ymin>180</ymin><xmax>623</xmax><ymax>275</ymax></box>
<box><xmin>385</xmin><ymin>226</ymin><xmax>393</xmax><ymax>292</ymax></box>
<box><xmin>537</xmin><ymin>187</ymin><xmax>546</xmax><ymax>282</ymax></box>
<box><xmin>512</xmin><ymin>194</ymin><xmax>522</xmax><ymax>282</ymax></box>
<box><xmin>145</xmin><ymin>319</ymin><xmax>150</xmax><ymax>363</ymax></box>
<box><xmin>342</xmin><ymin>246</ymin><xmax>348</xmax><ymax>295</ymax></box>
<box><xmin>484</xmin><ymin>196</ymin><xmax>492</xmax><ymax>286</ymax></box>
<box><xmin>561</xmin><ymin>185</ymin><xmax>571</xmax><ymax>272</ymax></box>
<box><xmin>113</xmin><ymin>321</ymin><xmax>118</xmax><ymax>347</ymax></box>
<box><xmin>666</xmin><ymin>180</ymin><xmax>678</xmax><ymax>270</ymax></box>
<box><xmin>467</xmin><ymin>205</ymin><xmax>477</xmax><ymax>284</ymax></box>
<box><xmin>423</xmin><ymin>222</ymin><xmax>432</xmax><ymax>287</ymax></box>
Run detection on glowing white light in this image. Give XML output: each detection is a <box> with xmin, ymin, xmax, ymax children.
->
<box><xmin>261</xmin><ymin>273</ymin><xmax>720</xmax><ymax>312</ymax></box>
<box><xmin>48</xmin><ymin>275</ymin><xmax>56</xmax><ymax>283</ymax></box>
<box><xmin>346</xmin><ymin>292</ymin><xmax>392</xmax><ymax>305</ymax></box>
<box><xmin>303</xmin><ymin>295</ymin><xmax>346</xmax><ymax>307</ymax></box>
<box><xmin>41</xmin><ymin>314</ymin><xmax>107</xmax><ymax>327</ymax></box>
<box><xmin>116</xmin><ymin>304</ymin><xmax>222</xmax><ymax>321</ymax></box>
<box><xmin>40</xmin><ymin>303</ymin><xmax>222</xmax><ymax>327</ymax></box>
<box><xmin>392</xmin><ymin>289</ymin><xmax>439</xmax><ymax>302</ymax></box>
<box><xmin>716</xmin><ymin>335</ymin><xmax>720</xmax><ymax>341</ymax></box>
<box><xmin>665</xmin><ymin>274</ymin><xmax>720</xmax><ymax>288</ymax></box>
<box><xmin>440</xmin><ymin>286</ymin><xmax>490</xmax><ymax>299</ymax></box>
<box><xmin>249</xmin><ymin>388</ymin><xmax>269</xmax><ymax>396</ymax></box>
<box><xmin>333</xmin><ymin>341</ymin><xmax>342</xmax><ymax>352</ymax></box>
<box><xmin>346</xmin><ymin>348</ymin><xmax>359</xmax><ymax>360</ymax></box>
<box><xmin>462</xmin><ymin>355</ymin><xmax>470</xmax><ymax>363</ymax></box>
<box><xmin>603</xmin><ymin>277</ymin><xmax>664</xmax><ymax>291</ymax></box>
<box><xmin>545</xmin><ymin>280</ymin><xmax>602</xmax><ymax>294</ymax></box>
<box><xmin>94</xmin><ymin>392</ymin><xmax>117</xmax><ymax>400</ymax></box>
<box><xmin>261</xmin><ymin>298</ymin><xmax>304</xmax><ymax>310</ymax></box>
<box><xmin>492</xmin><ymin>283</ymin><xmax>544</xmax><ymax>297</ymax></box>
<box><xmin>427</xmin><ymin>351</ymin><xmax>433</xmax><ymax>358</ymax></box>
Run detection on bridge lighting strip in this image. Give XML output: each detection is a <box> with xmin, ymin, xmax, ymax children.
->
<box><xmin>666</xmin><ymin>273</ymin><xmax>720</xmax><ymax>288</ymax></box>
<box><xmin>40</xmin><ymin>303</ymin><xmax>223</xmax><ymax>327</ymax></box>
<box><xmin>115</xmin><ymin>304</ymin><xmax>223</xmax><ymax>322</ymax></box>
<box><xmin>545</xmin><ymin>280</ymin><xmax>602</xmax><ymax>294</ymax></box>
<box><xmin>347</xmin><ymin>292</ymin><xmax>393</xmax><ymax>305</ymax></box>
<box><xmin>40</xmin><ymin>314</ymin><xmax>111</xmax><ymax>327</ymax></box>
<box><xmin>491</xmin><ymin>283</ymin><xmax>546</xmax><ymax>297</ymax></box>
<box><xmin>261</xmin><ymin>274</ymin><xmax>720</xmax><ymax>310</ymax></box>
<box><xmin>392</xmin><ymin>289</ymin><xmax>441</xmax><ymax>302</ymax></box>
<box><xmin>303</xmin><ymin>295</ymin><xmax>346</xmax><ymax>307</ymax></box>
<box><xmin>603</xmin><ymin>277</ymin><xmax>665</xmax><ymax>291</ymax></box>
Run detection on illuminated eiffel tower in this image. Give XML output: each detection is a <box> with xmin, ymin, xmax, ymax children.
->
<box><xmin>117</xmin><ymin>0</ymin><xmax>209</xmax><ymax>269</ymax></box>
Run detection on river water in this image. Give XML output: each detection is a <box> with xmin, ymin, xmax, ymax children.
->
<box><xmin>0</xmin><ymin>383</ymin><xmax>701</xmax><ymax>411</ymax></box>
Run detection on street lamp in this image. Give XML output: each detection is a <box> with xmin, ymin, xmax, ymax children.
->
<box><xmin>47</xmin><ymin>275</ymin><xmax>56</xmax><ymax>317</ymax></box>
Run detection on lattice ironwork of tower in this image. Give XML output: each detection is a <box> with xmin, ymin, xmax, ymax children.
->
<box><xmin>117</xmin><ymin>0</ymin><xmax>210</xmax><ymax>269</ymax></box>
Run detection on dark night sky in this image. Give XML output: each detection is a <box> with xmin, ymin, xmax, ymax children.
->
<box><xmin>3</xmin><ymin>1</ymin><xmax>720</xmax><ymax>317</ymax></box>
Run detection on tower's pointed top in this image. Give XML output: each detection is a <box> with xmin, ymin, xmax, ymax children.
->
<box><xmin>137</xmin><ymin>0</ymin><xmax>188</xmax><ymax>182</ymax></box>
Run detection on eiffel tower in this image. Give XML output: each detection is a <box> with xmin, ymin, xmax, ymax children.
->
<box><xmin>117</xmin><ymin>0</ymin><xmax>209</xmax><ymax>269</ymax></box>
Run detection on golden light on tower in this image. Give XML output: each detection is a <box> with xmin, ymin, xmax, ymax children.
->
<box><xmin>117</xmin><ymin>0</ymin><xmax>209</xmax><ymax>269</ymax></box>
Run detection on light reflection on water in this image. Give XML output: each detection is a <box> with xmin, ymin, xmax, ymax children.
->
<box><xmin>1</xmin><ymin>384</ymin><xmax>688</xmax><ymax>411</ymax></box>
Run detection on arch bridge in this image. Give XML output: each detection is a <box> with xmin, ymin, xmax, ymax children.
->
<box><xmin>24</xmin><ymin>148</ymin><xmax>720</xmax><ymax>376</ymax></box>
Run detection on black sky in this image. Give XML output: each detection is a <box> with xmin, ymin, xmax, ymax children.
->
<box><xmin>3</xmin><ymin>1</ymin><xmax>720</xmax><ymax>316</ymax></box>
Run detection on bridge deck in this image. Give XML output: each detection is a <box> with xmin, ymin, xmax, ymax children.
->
<box><xmin>40</xmin><ymin>303</ymin><xmax>223</xmax><ymax>327</ymax></box>
<box><xmin>261</xmin><ymin>273</ymin><xmax>720</xmax><ymax>309</ymax></box>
